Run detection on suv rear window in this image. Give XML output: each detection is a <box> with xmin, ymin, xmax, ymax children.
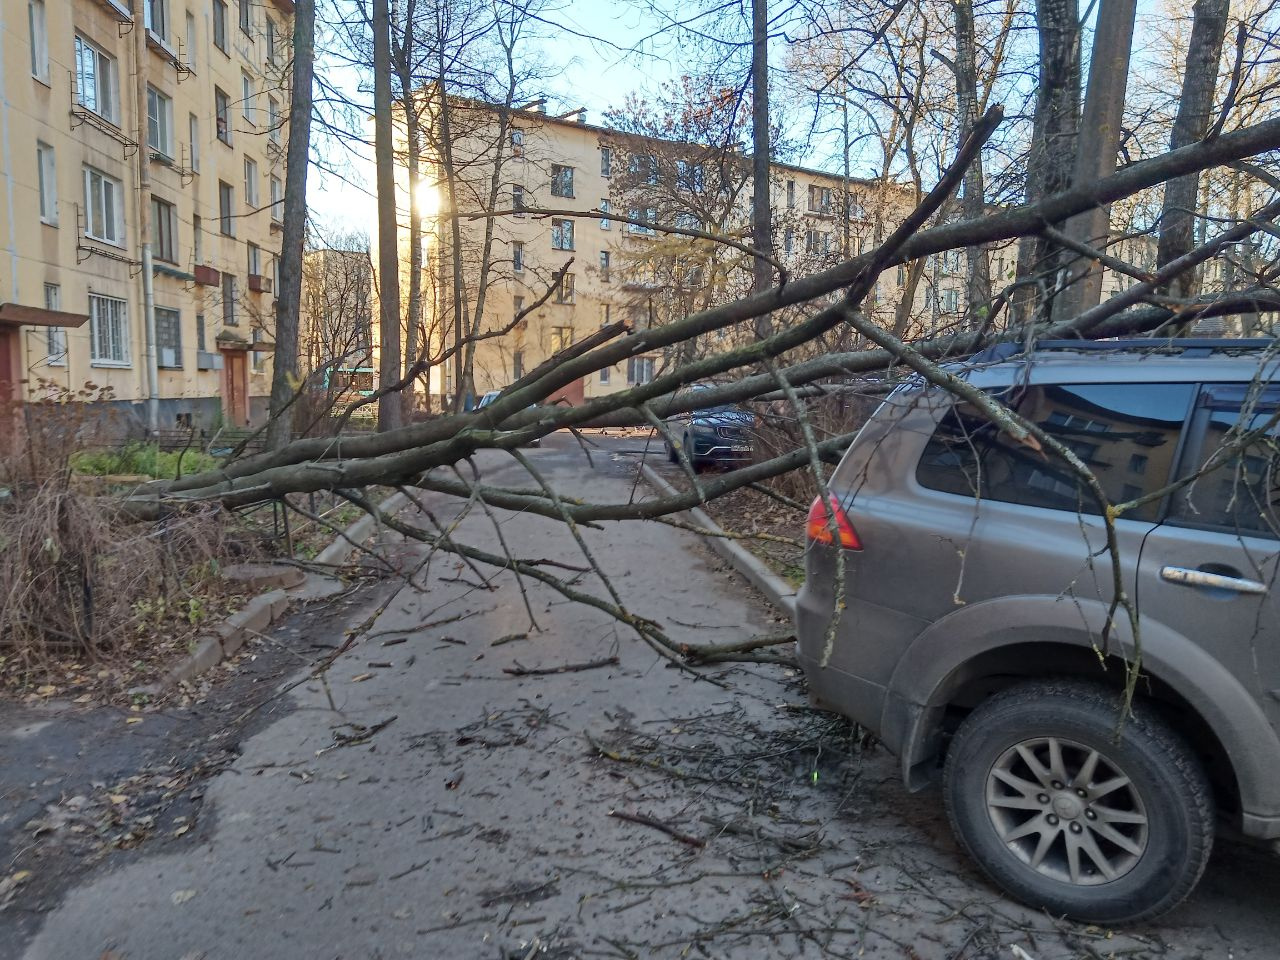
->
<box><xmin>1168</xmin><ymin>385</ymin><xmax>1280</xmax><ymax>538</ymax></box>
<box><xmin>916</xmin><ymin>383</ymin><xmax>1195</xmax><ymax>522</ymax></box>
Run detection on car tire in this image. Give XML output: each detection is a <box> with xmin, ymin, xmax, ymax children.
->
<box><xmin>666</xmin><ymin>437</ymin><xmax>678</xmax><ymax>463</ymax></box>
<box><xmin>683</xmin><ymin>433</ymin><xmax>702</xmax><ymax>472</ymax></box>
<box><xmin>943</xmin><ymin>679</ymin><xmax>1213</xmax><ymax>925</ymax></box>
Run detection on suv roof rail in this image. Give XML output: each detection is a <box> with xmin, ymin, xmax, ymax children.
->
<box><xmin>972</xmin><ymin>338</ymin><xmax>1277</xmax><ymax>363</ymax></box>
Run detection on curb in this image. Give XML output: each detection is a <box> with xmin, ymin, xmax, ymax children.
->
<box><xmin>149</xmin><ymin>489</ymin><xmax>411</xmax><ymax>693</ymax></box>
<box><xmin>640</xmin><ymin>462</ymin><xmax>797</xmax><ymax>618</ymax></box>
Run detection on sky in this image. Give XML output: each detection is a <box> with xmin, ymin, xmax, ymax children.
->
<box><xmin>306</xmin><ymin>0</ymin><xmax>688</xmax><ymax>238</ymax></box>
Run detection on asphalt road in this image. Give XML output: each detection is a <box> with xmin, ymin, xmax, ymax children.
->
<box><xmin>14</xmin><ymin>432</ymin><xmax>1280</xmax><ymax>959</ymax></box>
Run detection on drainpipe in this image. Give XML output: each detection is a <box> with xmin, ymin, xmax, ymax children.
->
<box><xmin>135</xmin><ymin>17</ymin><xmax>160</xmax><ymax>433</ymax></box>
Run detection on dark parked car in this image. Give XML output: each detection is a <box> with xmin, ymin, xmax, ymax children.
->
<box><xmin>663</xmin><ymin>383</ymin><xmax>755</xmax><ymax>468</ymax></box>
<box><xmin>796</xmin><ymin>338</ymin><xmax>1280</xmax><ymax>924</ymax></box>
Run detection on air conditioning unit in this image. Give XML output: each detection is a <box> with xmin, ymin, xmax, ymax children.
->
<box><xmin>196</xmin><ymin>350</ymin><xmax>223</xmax><ymax>370</ymax></box>
<box><xmin>159</xmin><ymin>346</ymin><xmax>178</xmax><ymax>367</ymax></box>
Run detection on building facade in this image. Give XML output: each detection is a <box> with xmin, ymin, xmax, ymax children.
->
<box><xmin>1</xmin><ymin>0</ymin><xmax>292</xmax><ymax>439</ymax></box>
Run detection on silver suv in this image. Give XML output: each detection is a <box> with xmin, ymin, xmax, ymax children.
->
<box><xmin>796</xmin><ymin>339</ymin><xmax>1280</xmax><ymax>924</ymax></box>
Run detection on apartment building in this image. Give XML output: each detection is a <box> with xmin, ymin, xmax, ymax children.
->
<box><xmin>0</xmin><ymin>0</ymin><xmax>292</xmax><ymax>441</ymax></box>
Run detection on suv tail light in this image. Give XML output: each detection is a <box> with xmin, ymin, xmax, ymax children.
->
<box><xmin>806</xmin><ymin>494</ymin><xmax>862</xmax><ymax>550</ymax></box>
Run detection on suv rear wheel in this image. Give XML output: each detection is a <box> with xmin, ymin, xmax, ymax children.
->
<box><xmin>943</xmin><ymin>680</ymin><xmax>1214</xmax><ymax>924</ymax></box>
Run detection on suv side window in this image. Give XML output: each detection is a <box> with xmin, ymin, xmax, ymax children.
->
<box><xmin>1167</xmin><ymin>385</ymin><xmax>1280</xmax><ymax>539</ymax></box>
<box><xmin>916</xmin><ymin>383</ymin><xmax>1195</xmax><ymax>522</ymax></box>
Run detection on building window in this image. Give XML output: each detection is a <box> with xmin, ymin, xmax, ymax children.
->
<box><xmin>188</xmin><ymin>113</ymin><xmax>199</xmax><ymax>170</ymax></box>
<box><xmin>196</xmin><ymin>313</ymin><xmax>206</xmax><ymax>351</ymax></box>
<box><xmin>84</xmin><ymin>166</ymin><xmax>124</xmax><ymax>245</ymax></box>
<box><xmin>265</xmin><ymin>17</ymin><xmax>277</xmax><ymax>64</ymax></box>
<box><xmin>152</xmin><ymin>196</ymin><xmax>178</xmax><ymax>262</ymax></box>
<box><xmin>239</xmin><ymin>0</ymin><xmax>252</xmax><ymax>36</ymax></box>
<box><xmin>512</xmin><ymin>349</ymin><xmax>523</xmax><ymax>379</ymax></box>
<box><xmin>808</xmin><ymin>185</ymin><xmax>833</xmax><ymax>215</ymax></box>
<box><xmin>89</xmin><ymin>293</ymin><xmax>129</xmax><ymax>365</ymax></box>
<box><xmin>36</xmin><ymin>142</ymin><xmax>56</xmax><ymax>225</ymax></box>
<box><xmin>551</xmin><ymin>218</ymin><xmax>574</xmax><ymax>251</ymax></box>
<box><xmin>213</xmin><ymin>0</ymin><xmax>228</xmax><ymax>51</ymax></box>
<box><xmin>676</xmin><ymin>160</ymin><xmax>704</xmax><ymax>192</ymax></box>
<box><xmin>268</xmin><ymin>96</ymin><xmax>281</xmax><ymax>142</ymax></box>
<box><xmin>599</xmin><ymin>250</ymin><xmax>610</xmax><ymax>282</ymax></box>
<box><xmin>219</xmin><ymin>180</ymin><xmax>234</xmax><ymax>235</ymax></box>
<box><xmin>627</xmin><ymin>207</ymin><xmax>657</xmax><ymax>235</ymax></box>
<box><xmin>512</xmin><ymin>184</ymin><xmax>525</xmax><ymax>216</ymax></box>
<box><xmin>147</xmin><ymin>86</ymin><xmax>173</xmax><ymax>157</ymax></box>
<box><xmin>247</xmin><ymin>241</ymin><xmax>261</xmax><ymax>276</ymax></box>
<box><xmin>510</xmin><ymin>129</ymin><xmax>524</xmax><ymax>156</ymax></box>
<box><xmin>244</xmin><ymin>156</ymin><xmax>259</xmax><ymax>206</ymax></box>
<box><xmin>627</xmin><ymin>356</ymin><xmax>655</xmax><ymax>384</ymax></box>
<box><xmin>156</xmin><ymin>307</ymin><xmax>182</xmax><ymax>367</ymax></box>
<box><xmin>599</xmin><ymin>365</ymin><xmax>610</xmax><ymax>384</ymax></box>
<box><xmin>550</xmin><ymin>326</ymin><xmax>573</xmax><ymax>352</ymax></box>
<box><xmin>192</xmin><ymin>213</ymin><xmax>202</xmax><ymax>260</ymax></box>
<box><xmin>513</xmin><ymin>294</ymin><xmax>524</xmax><ymax>323</ymax></box>
<box><xmin>550</xmin><ymin>164</ymin><xmax>574</xmax><ymax>199</ymax></box>
<box><xmin>556</xmin><ymin>273</ymin><xmax>575</xmax><ymax>304</ymax></box>
<box><xmin>601</xmin><ymin>303</ymin><xmax>611</xmax><ymax>326</ymax></box>
<box><xmin>145</xmin><ymin>0</ymin><xmax>169</xmax><ymax>42</ymax></box>
<box><xmin>599</xmin><ymin>198</ymin><xmax>611</xmax><ymax>229</ymax></box>
<box><xmin>241</xmin><ymin>72</ymin><xmax>254</xmax><ymax>122</ymax></box>
<box><xmin>215</xmin><ymin>87</ymin><xmax>232</xmax><ymax>143</ymax></box>
<box><xmin>600</xmin><ymin>146</ymin><xmax>612</xmax><ymax>177</ymax></box>
<box><xmin>185</xmin><ymin>11</ymin><xmax>197</xmax><ymax>71</ymax></box>
<box><xmin>512</xmin><ymin>240</ymin><xmax>524</xmax><ymax>273</ymax></box>
<box><xmin>74</xmin><ymin>36</ymin><xmax>117</xmax><ymax>123</ymax></box>
<box><xmin>786</xmin><ymin>179</ymin><xmax>795</xmax><ymax>209</ymax></box>
<box><xmin>942</xmin><ymin>287</ymin><xmax>959</xmax><ymax>312</ymax></box>
<box><xmin>784</xmin><ymin>227</ymin><xmax>794</xmax><ymax>255</ymax></box>
<box><xmin>45</xmin><ymin>284</ymin><xmax>66</xmax><ymax>365</ymax></box>
<box><xmin>222</xmin><ymin>273</ymin><xmax>237</xmax><ymax>325</ymax></box>
<box><xmin>28</xmin><ymin>0</ymin><xmax>48</xmax><ymax>82</ymax></box>
<box><xmin>270</xmin><ymin>175</ymin><xmax>282</xmax><ymax>220</ymax></box>
<box><xmin>630</xmin><ymin>153</ymin><xmax>659</xmax><ymax>185</ymax></box>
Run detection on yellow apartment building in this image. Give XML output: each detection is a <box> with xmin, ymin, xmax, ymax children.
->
<box><xmin>0</xmin><ymin>0</ymin><xmax>292</xmax><ymax>442</ymax></box>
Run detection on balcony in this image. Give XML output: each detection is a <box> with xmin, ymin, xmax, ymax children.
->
<box><xmin>193</xmin><ymin>264</ymin><xmax>221</xmax><ymax>286</ymax></box>
<box><xmin>248</xmin><ymin>274</ymin><xmax>273</xmax><ymax>294</ymax></box>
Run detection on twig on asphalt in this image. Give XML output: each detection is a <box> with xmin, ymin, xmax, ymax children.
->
<box><xmin>504</xmin><ymin>656</ymin><xmax>619</xmax><ymax>676</ymax></box>
<box><xmin>491</xmin><ymin>632</ymin><xmax>530</xmax><ymax>647</ymax></box>
<box><xmin>608</xmin><ymin>809</ymin><xmax>707</xmax><ymax>848</ymax></box>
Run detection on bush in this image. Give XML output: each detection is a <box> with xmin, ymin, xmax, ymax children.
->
<box><xmin>71</xmin><ymin>442</ymin><xmax>220</xmax><ymax>480</ymax></box>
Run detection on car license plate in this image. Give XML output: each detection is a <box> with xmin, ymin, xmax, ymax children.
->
<box><xmin>731</xmin><ymin>444</ymin><xmax>751</xmax><ymax>452</ymax></box>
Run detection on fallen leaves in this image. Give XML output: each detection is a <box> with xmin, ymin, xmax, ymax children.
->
<box><xmin>171</xmin><ymin>888</ymin><xmax>197</xmax><ymax>905</ymax></box>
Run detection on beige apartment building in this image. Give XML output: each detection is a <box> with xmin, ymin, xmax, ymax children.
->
<box><xmin>0</xmin><ymin>0</ymin><xmax>292</xmax><ymax>441</ymax></box>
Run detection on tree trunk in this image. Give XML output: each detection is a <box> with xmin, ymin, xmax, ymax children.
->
<box><xmin>1057</xmin><ymin>0</ymin><xmax>1138</xmax><ymax>318</ymax></box>
<box><xmin>1157</xmin><ymin>0</ymin><xmax>1230</xmax><ymax>309</ymax></box>
<box><xmin>1014</xmin><ymin>0</ymin><xmax>1081</xmax><ymax>318</ymax></box>
<box><xmin>750</xmin><ymin>0</ymin><xmax>773</xmax><ymax>339</ymax></box>
<box><xmin>267</xmin><ymin>0</ymin><xmax>314</xmax><ymax>448</ymax></box>
<box><xmin>393</xmin><ymin>1</ymin><xmax>424</xmax><ymax>420</ymax></box>
<box><xmin>952</xmin><ymin>0</ymin><xmax>991</xmax><ymax>324</ymax></box>
<box><xmin>373</xmin><ymin>0</ymin><xmax>403</xmax><ymax>432</ymax></box>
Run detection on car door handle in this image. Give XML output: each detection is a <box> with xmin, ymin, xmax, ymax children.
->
<box><xmin>1159</xmin><ymin>566</ymin><xmax>1268</xmax><ymax>595</ymax></box>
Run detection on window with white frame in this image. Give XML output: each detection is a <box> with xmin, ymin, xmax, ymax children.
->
<box><xmin>269</xmin><ymin>175</ymin><xmax>282</xmax><ymax>220</ymax></box>
<box><xmin>241</xmin><ymin>72</ymin><xmax>254</xmax><ymax>122</ymax></box>
<box><xmin>155</xmin><ymin>307</ymin><xmax>182</xmax><ymax>367</ymax></box>
<box><xmin>786</xmin><ymin>179</ymin><xmax>795</xmax><ymax>209</ymax></box>
<box><xmin>218</xmin><ymin>180</ymin><xmax>234</xmax><ymax>234</ymax></box>
<box><xmin>599</xmin><ymin>365</ymin><xmax>610</xmax><ymax>384</ymax></box>
<box><xmin>189</xmin><ymin>113</ymin><xmax>199</xmax><ymax>170</ymax></box>
<box><xmin>74</xmin><ymin>35</ymin><xmax>117</xmax><ymax>123</ymax></box>
<box><xmin>247</xmin><ymin>241</ymin><xmax>261</xmax><ymax>276</ymax></box>
<box><xmin>89</xmin><ymin>293</ymin><xmax>129</xmax><ymax>365</ymax></box>
<box><xmin>550</xmin><ymin>326</ymin><xmax>573</xmax><ymax>352</ymax></box>
<box><xmin>600</xmin><ymin>146</ymin><xmax>612</xmax><ymax>178</ymax></box>
<box><xmin>808</xmin><ymin>184</ymin><xmax>833</xmax><ymax>214</ymax></box>
<box><xmin>152</xmin><ymin>196</ymin><xmax>178</xmax><ymax>262</ymax></box>
<box><xmin>512</xmin><ymin>184</ymin><xmax>525</xmax><ymax>216</ymax></box>
<box><xmin>213</xmin><ymin>0</ymin><xmax>227</xmax><ymax>51</ymax></box>
<box><xmin>192</xmin><ymin>213</ymin><xmax>203</xmax><ymax>260</ymax></box>
<box><xmin>185</xmin><ymin>11</ymin><xmax>197</xmax><ymax>70</ymax></box>
<box><xmin>28</xmin><ymin>0</ymin><xmax>49</xmax><ymax>82</ymax></box>
<box><xmin>551</xmin><ymin>218</ymin><xmax>574</xmax><ymax>251</ymax></box>
<box><xmin>510</xmin><ymin>129</ymin><xmax>524</xmax><ymax>156</ymax></box>
<box><xmin>145</xmin><ymin>0</ymin><xmax>169</xmax><ymax>42</ymax></box>
<box><xmin>513</xmin><ymin>294</ymin><xmax>524</xmax><ymax>325</ymax></box>
<box><xmin>45</xmin><ymin>283</ymin><xmax>66</xmax><ymax>364</ymax></box>
<box><xmin>244</xmin><ymin>156</ymin><xmax>259</xmax><ymax>206</ymax></box>
<box><xmin>630</xmin><ymin>153</ymin><xmax>658</xmax><ymax>185</ymax></box>
<box><xmin>599</xmin><ymin>198</ymin><xmax>611</xmax><ymax>229</ymax></box>
<box><xmin>512</xmin><ymin>240</ymin><xmax>524</xmax><ymax>273</ymax></box>
<box><xmin>36</xmin><ymin>142</ymin><xmax>56</xmax><ymax>225</ymax></box>
<box><xmin>550</xmin><ymin>164</ymin><xmax>574</xmax><ymax>199</ymax></box>
<box><xmin>555</xmin><ymin>273</ymin><xmax>575</xmax><ymax>304</ymax></box>
<box><xmin>627</xmin><ymin>356</ymin><xmax>655</xmax><ymax>384</ymax></box>
<box><xmin>239</xmin><ymin>0</ymin><xmax>252</xmax><ymax>36</ymax></box>
<box><xmin>627</xmin><ymin>207</ymin><xmax>657</xmax><ymax>235</ymax></box>
<box><xmin>147</xmin><ymin>86</ymin><xmax>173</xmax><ymax>157</ymax></box>
<box><xmin>599</xmin><ymin>250</ymin><xmax>610</xmax><ymax>282</ymax></box>
<box><xmin>215</xmin><ymin>87</ymin><xmax>232</xmax><ymax>143</ymax></box>
<box><xmin>222</xmin><ymin>273</ymin><xmax>237</xmax><ymax>325</ymax></box>
<box><xmin>84</xmin><ymin>166</ymin><xmax>124</xmax><ymax>244</ymax></box>
<box><xmin>265</xmin><ymin>17</ymin><xmax>277</xmax><ymax>64</ymax></box>
<box><xmin>268</xmin><ymin>96</ymin><xmax>280</xmax><ymax>142</ymax></box>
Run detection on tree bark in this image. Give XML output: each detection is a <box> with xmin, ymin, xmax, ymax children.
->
<box><xmin>373</xmin><ymin>0</ymin><xmax>403</xmax><ymax>432</ymax></box>
<box><xmin>750</xmin><ymin>0</ymin><xmax>773</xmax><ymax>339</ymax></box>
<box><xmin>267</xmin><ymin>0</ymin><xmax>314</xmax><ymax>449</ymax></box>
<box><xmin>1157</xmin><ymin>0</ymin><xmax>1230</xmax><ymax>307</ymax></box>
<box><xmin>393</xmin><ymin>0</ymin><xmax>424</xmax><ymax>420</ymax></box>
<box><xmin>952</xmin><ymin>0</ymin><xmax>991</xmax><ymax>323</ymax></box>
<box><xmin>1057</xmin><ymin>0</ymin><xmax>1138</xmax><ymax>318</ymax></box>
